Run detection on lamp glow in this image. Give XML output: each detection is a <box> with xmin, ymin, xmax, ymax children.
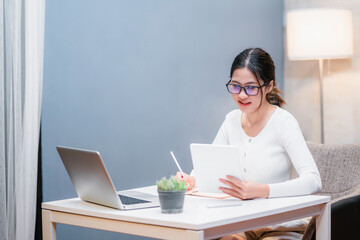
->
<box><xmin>287</xmin><ymin>8</ymin><xmax>353</xmax><ymax>60</ymax></box>
<box><xmin>286</xmin><ymin>8</ymin><xmax>354</xmax><ymax>144</ymax></box>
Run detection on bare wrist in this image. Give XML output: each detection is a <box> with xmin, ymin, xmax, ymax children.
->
<box><xmin>262</xmin><ymin>184</ymin><xmax>270</xmax><ymax>198</ymax></box>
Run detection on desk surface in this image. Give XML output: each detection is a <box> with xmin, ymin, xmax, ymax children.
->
<box><xmin>42</xmin><ymin>186</ymin><xmax>330</xmax><ymax>231</ymax></box>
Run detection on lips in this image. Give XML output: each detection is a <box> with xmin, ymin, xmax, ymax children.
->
<box><xmin>238</xmin><ymin>100</ymin><xmax>251</xmax><ymax>106</ymax></box>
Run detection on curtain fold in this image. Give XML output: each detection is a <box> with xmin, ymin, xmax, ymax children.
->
<box><xmin>0</xmin><ymin>0</ymin><xmax>45</xmax><ymax>239</ymax></box>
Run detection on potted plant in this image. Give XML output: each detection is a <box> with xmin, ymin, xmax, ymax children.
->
<box><xmin>156</xmin><ymin>176</ymin><xmax>187</xmax><ymax>214</ymax></box>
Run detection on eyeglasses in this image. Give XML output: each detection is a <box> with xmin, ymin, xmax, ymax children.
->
<box><xmin>226</xmin><ymin>80</ymin><xmax>268</xmax><ymax>96</ymax></box>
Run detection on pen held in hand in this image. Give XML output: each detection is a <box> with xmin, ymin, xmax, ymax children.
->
<box><xmin>170</xmin><ymin>151</ymin><xmax>184</xmax><ymax>178</ymax></box>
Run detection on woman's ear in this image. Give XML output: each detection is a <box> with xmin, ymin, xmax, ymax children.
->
<box><xmin>266</xmin><ymin>80</ymin><xmax>274</xmax><ymax>93</ymax></box>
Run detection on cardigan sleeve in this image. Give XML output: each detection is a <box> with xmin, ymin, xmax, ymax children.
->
<box><xmin>268</xmin><ymin>113</ymin><xmax>322</xmax><ymax>198</ymax></box>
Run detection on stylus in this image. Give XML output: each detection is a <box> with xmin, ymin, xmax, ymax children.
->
<box><xmin>170</xmin><ymin>151</ymin><xmax>184</xmax><ymax>178</ymax></box>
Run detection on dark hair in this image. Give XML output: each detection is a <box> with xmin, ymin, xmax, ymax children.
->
<box><xmin>230</xmin><ymin>48</ymin><xmax>285</xmax><ymax>107</ymax></box>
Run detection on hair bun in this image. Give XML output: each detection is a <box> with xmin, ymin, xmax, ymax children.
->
<box><xmin>266</xmin><ymin>85</ymin><xmax>285</xmax><ymax>107</ymax></box>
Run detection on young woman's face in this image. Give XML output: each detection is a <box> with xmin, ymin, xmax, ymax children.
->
<box><xmin>230</xmin><ymin>68</ymin><xmax>271</xmax><ymax>114</ymax></box>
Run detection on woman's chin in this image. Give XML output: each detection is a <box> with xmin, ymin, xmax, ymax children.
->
<box><xmin>237</xmin><ymin>102</ymin><xmax>255</xmax><ymax>112</ymax></box>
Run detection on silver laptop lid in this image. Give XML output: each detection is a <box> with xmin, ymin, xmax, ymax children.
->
<box><xmin>56</xmin><ymin>146</ymin><xmax>122</xmax><ymax>209</ymax></box>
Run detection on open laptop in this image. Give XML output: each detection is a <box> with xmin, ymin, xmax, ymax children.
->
<box><xmin>56</xmin><ymin>146</ymin><xmax>159</xmax><ymax>210</ymax></box>
<box><xmin>190</xmin><ymin>143</ymin><xmax>245</xmax><ymax>193</ymax></box>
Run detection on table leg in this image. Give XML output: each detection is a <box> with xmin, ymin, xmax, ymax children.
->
<box><xmin>42</xmin><ymin>209</ymin><xmax>57</xmax><ymax>240</ymax></box>
<box><xmin>316</xmin><ymin>202</ymin><xmax>331</xmax><ymax>240</ymax></box>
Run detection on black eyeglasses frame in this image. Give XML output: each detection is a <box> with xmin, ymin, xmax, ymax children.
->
<box><xmin>225</xmin><ymin>80</ymin><xmax>268</xmax><ymax>96</ymax></box>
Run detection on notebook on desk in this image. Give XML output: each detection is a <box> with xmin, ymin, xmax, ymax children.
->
<box><xmin>189</xmin><ymin>143</ymin><xmax>245</xmax><ymax>196</ymax></box>
<box><xmin>56</xmin><ymin>146</ymin><xmax>159</xmax><ymax>210</ymax></box>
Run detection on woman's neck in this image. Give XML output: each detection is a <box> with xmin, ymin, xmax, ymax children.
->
<box><xmin>242</xmin><ymin>102</ymin><xmax>276</xmax><ymax>127</ymax></box>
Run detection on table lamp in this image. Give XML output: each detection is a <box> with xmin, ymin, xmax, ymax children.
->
<box><xmin>286</xmin><ymin>8</ymin><xmax>354</xmax><ymax>143</ymax></box>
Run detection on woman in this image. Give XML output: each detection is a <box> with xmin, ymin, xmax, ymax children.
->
<box><xmin>177</xmin><ymin>48</ymin><xmax>322</xmax><ymax>240</ymax></box>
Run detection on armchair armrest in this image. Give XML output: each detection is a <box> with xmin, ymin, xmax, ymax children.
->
<box><xmin>302</xmin><ymin>194</ymin><xmax>360</xmax><ymax>240</ymax></box>
<box><xmin>331</xmin><ymin>194</ymin><xmax>360</xmax><ymax>239</ymax></box>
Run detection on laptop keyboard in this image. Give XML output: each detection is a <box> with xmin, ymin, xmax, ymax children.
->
<box><xmin>118</xmin><ymin>194</ymin><xmax>151</xmax><ymax>205</ymax></box>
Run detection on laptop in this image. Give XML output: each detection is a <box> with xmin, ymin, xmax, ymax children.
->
<box><xmin>190</xmin><ymin>143</ymin><xmax>245</xmax><ymax>193</ymax></box>
<box><xmin>56</xmin><ymin>146</ymin><xmax>159</xmax><ymax>210</ymax></box>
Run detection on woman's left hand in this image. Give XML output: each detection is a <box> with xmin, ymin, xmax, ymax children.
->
<box><xmin>219</xmin><ymin>175</ymin><xmax>270</xmax><ymax>200</ymax></box>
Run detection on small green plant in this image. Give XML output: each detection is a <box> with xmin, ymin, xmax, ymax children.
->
<box><xmin>156</xmin><ymin>176</ymin><xmax>187</xmax><ymax>191</ymax></box>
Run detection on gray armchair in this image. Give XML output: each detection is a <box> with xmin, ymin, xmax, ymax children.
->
<box><xmin>302</xmin><ymin>142</ymin><xmax>360</xmax><ymax>240</ymax></box>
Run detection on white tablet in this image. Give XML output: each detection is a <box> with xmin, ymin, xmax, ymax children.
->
<box><xmin>190</xmin><ymin>143</ymin><xmax>245</xmax><ymax>193</ymax></box>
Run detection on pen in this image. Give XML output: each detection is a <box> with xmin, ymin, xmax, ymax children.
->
<box><xmin>207</xmin><ymin>202</ymin><xmax>242</xmax><ymax>208</ymax></box>
<box><xmin>170</xmin><ymin>151</ymin><xmax>184</xmax><ymax>178</ymax></box>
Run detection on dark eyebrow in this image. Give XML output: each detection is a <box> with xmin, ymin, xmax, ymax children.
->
<box><xmin>230</xmin><ymin>80</ymin><xmax>258</xmax><ymax>85</ymax></box>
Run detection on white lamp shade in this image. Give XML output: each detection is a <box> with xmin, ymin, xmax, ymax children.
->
<box><xmin>286</xmin><ymin>8</ymin><xmax>354</xmax><ymax>60</ymax></box>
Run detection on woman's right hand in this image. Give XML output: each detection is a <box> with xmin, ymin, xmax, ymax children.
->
<box><xmin>175</xmin><ymin>172</ymin><xmax>196</xmax><ymax>191</ymax></box>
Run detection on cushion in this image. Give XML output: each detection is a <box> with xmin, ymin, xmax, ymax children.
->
<box><xmin>307</xmin><ymin>142</ymin><xmax>360</xmax><ymax>201</ymax></box>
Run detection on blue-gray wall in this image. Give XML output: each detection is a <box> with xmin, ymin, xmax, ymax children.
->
<box><xmin>42</xmin><ymin>1</ymin><xmax>284</xmax><ymax>239</ymax></box>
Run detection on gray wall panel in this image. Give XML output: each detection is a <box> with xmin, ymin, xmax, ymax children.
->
<box><xmin>42</xmin><ymin>1</ymin><xmax>284</xmax><ymax>239</ymax></box>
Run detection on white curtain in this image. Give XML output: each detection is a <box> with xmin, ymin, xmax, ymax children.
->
<box><xmin>0</xmin><ymin>0</ymin><xmax>45</xmax><ymax>239</ymax></box>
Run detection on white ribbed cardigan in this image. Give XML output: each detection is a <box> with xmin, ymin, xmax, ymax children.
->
<box><xmin>213</xmin><ymin>107</ymin><xmax>322</xmax><ymax>198</ymax></box>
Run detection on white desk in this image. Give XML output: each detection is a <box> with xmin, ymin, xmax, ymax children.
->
<box><xmin>42</xmin><ymin>186</ymin><xmax>331</xmax><ymax>240</ymax></box>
